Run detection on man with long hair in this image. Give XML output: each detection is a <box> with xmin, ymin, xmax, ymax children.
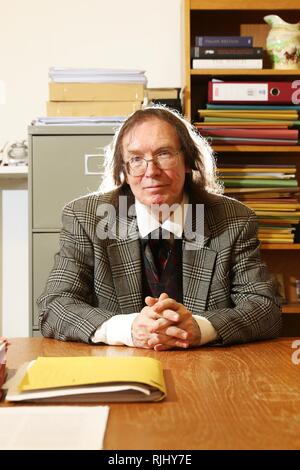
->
<box><xmin>38</xmin><ymin>106</ymin><xmax>281</xmax><ymax>350</ymax></box>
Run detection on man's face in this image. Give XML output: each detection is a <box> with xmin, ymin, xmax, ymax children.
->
<box><xmin>122</xmin><ymin>118</ymin><xmax>188</xmax><ymax>207</ymax></box>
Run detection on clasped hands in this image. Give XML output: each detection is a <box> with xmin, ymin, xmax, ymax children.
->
<box><xmin>132</xmin><ymin>293</ymin><xmax>201</xmax><ymax>351</ymax></box>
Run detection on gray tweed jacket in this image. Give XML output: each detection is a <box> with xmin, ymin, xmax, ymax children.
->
<box><xmin>38</xmin><ymin>186</ymin><xmax>281</xmax><ymax>345</ymax></box>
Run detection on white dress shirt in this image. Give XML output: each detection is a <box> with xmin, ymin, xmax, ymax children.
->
<box><xmin>91</xmin><ymin>195</ymin><xmax>217</xmax><ymax>346</ymax></box>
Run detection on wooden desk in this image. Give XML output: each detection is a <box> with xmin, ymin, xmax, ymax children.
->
<box><xmin>3</xmin><ymin>337</ymin><xmax>300</xmax><ymax>450</ymax></box>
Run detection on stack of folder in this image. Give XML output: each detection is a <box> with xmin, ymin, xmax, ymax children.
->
<box><xmin>47</xmin><ymin>68</ymin><xmax>147</xmax><ymax>117</ymax></box>
<box><xmin>195</xmin><ymin>80</ymin><xmax>300</xmax><ymax>146</ymax></box>
<box><xmin>219</xmin><ymin>164</ymin><xmax>300</xmax><ymax>244</ymax></box>
<box><xmin>194</xmin><ymin>79</ymin><xmax>300</xmax><ymax>244</ymax></box>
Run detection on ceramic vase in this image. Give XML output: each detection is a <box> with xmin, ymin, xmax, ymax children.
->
<box><xmin>264</xmin><ymin>15</ymin><xmax>300</xmax><ymax>70</ymax></box>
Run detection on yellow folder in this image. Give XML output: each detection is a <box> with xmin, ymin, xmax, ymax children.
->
<box><xmin>14</xmin><ymin>356</ymin><xmax>166</xmax><ymax>403</ymax></box>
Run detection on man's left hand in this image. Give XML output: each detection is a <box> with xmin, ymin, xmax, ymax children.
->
<box><xmin>146</xmin><ymin>297</ymin><xmax>201</xmax><ymax>351</ymax></box>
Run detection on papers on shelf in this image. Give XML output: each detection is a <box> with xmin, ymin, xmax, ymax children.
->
<box><xmin>0</xmin><ymin>406</ymin><xmax>109</xmax><ymax>450</ymax></box>
<box><xmin>33</xmin><ymin>116</ymin><xmax>126</xmax><ymax>125</ymax></box>
<box><xmin>49</xmin><ymin>67</ymin><xmax>147</xmax><ymax>84</ymax></box>
<box><xmin>5</xmin><ymin>356</ymin><xmax>166</xmax><ymax>403</ymax></box>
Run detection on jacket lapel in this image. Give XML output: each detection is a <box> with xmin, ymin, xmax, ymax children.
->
<box><xmin>107</xmin><ymin>190</ymin><xmax>144</xmax><ymax>313</ymax></box>
<box><xmin>182</xmin><ymin>190</ymin><xmax>217</xmax><ymax>314</ymax></box>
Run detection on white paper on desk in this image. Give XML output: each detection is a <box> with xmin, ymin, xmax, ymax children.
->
<box><xmin>0</xmin><ymin>406</ymin><xmax>109</xmax><ymax>450</ymax></box>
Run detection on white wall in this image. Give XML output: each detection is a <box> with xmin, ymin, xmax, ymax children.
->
<box><xmin>0</xmin><ymin>0</ymin><xmax>183</xmax><ymax>145</ymax></box>
<box><xmin>2</xmin><ymin>190</ymin><xmax>28</xmax><ymax>337</ymax></box>
<box><xmin>0</xmin><ymin>0</ymin><xmax>183</xmax><ymax>336</ymax></box>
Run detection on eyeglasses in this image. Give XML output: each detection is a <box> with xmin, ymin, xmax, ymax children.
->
<box><xmin>125</xmin><ymin>149</ymin><xmax>181</xmax><ymax>176</ymax></box>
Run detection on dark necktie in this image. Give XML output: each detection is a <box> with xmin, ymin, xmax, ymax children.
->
<box><xmin>144</xmin><ymin>228</ymin><xmax>173</xmax><ymax>278</ymax></box>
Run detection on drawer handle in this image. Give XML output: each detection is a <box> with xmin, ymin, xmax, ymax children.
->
<box><xmin>84</xmin><ymin>150</ymin><xmax>105</xmax><ymax>175</ymax></box>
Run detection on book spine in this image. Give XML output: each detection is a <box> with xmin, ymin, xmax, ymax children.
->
<box><xmin>192</xmin><ymin>59</ymin><xmax>262</xmax><ymax>69</ymax></box>
<box><xmin>191</xmin><ymin>47</ymin><xmax>262</xmax><ymax>59</ymax></box>
<box><xmin>223</xmin><ymin>179</ymin><xmax>298</xmax><ymax>188</ymax></box>
<box><xmin>206</xmin><ymin>137</ymin><xmax>298</xmax><ymax>145</ymax></box>
<box><xmin>195</xmin><ymin>36</ymin><xmax>253</xmax><ymax>47</ymax></box>
<box><xmin>206</xmin><ymin>104</ymin><xmax>300</xmax><ymax>110</ymax></box>
<box><xmin>198</xmin><ymin>128</ymin><xmax>298</xmax><ymax>139</ymax></box>
<box><xmin>198</xmin><ymin>111</ymin><xmax>298</xmax><ymax>120</ymax></box>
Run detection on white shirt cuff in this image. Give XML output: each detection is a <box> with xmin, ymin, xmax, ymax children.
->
<box><xmin>91</xmin><ymin>313</ymin><xmax>138</xmax><ymax>347</ymax></box>
<box><xmin>192</xmin><ymin>315</ymin><xmax>218</xmax><ymax>346</ymax></box>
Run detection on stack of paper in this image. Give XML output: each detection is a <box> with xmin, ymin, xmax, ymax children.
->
<box><xmin>0</xmin><ymin>406</ymin><xmax>109</xmax><ymax>450</ymax></box>
<box><xmin>49</xmin><ymin>67</ymin><xmax>147</xmax><ymax>84</ymax></box>
<box><xmin>5</xmin><ymin>356</ymin><xmax>166</xmax><ymax>403</ymax></box>
<box><xmin>33</xmin><ymin>116</ymin><xmax>126</xmax><ymax>126</ymax></box>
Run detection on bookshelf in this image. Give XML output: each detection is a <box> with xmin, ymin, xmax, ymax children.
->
<box><xmin>184</xmin><ymin>0</ymin><xmax>300</xmax><ymax>322</ymax></box>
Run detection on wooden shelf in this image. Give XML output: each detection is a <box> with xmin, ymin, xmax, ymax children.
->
<box><xmin>191</xmin><ymin>69</ymin><xmax>300</xmax><ymax>76</ymax></box>
<box><xmin>213</xmin><ymin>145</ymin><xmax>300</xmax><ymax>152</ymax></box>
<box><xmin>261</xmin><ymin>244</ymin><xmax>300</xmax><ymax>250</ymax></box>
<box><xmin>282</xmin><ymin>303</ymin><xmax>300</xmax><ymax>314</ymax></box>
<box><xmin>186</xmin><ymin>0</ymin><xmax>300</xmax><ymax>330</ymax></box>
<box><xmin>191</xmin><ymin>0</ymin><xmax>300</xmax><ymax>10</ymax></box>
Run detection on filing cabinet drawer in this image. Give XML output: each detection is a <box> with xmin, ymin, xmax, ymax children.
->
<box><xmin>32</xmin><ymin>135</ymin><xmax>113</xmax><ymax>229</ymax></box>
<box><xmin>32</xmin><ymin>232</ymin><xmax>60</xmax><ymax>328</ymax></box>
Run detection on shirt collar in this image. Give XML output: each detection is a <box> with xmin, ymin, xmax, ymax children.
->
<box><xmin>135</xmin><ymin>193</ymin><xmax>189</xmax><ymax>238</ymax></box>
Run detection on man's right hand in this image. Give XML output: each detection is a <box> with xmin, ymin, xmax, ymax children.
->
<box><xmin>131</xmin><ymin>294</ymin><xmax>170</xmax><ymax>348</ymax></box>
<box><xmin>132</xmin><ymin>293</ymin><xmax>190</xmax><ymax>350</ymax></box>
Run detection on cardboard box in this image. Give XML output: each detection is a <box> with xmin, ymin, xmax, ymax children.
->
<box><xmin>147</xmin><ymin>88</ymin><xmax>180</xmax><ymax>100</ymax></box>
<box><xmin>49</xmin><ymin>82</ymin><xmax>145</xmax><ymax>102</ymax></box>
<box><xmin>47</xmin><ymin>100</ymin><xmax>142</xmax><ymax>117</ymax></box>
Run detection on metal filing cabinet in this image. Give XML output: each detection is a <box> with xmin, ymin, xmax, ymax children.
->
<box><xmin>28</xmin><ymin>125</ymin><xmax>115</xmax><ymax>336</ymax></box>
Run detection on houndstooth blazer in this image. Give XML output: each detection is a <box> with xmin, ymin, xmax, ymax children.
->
<box><xmin>38</xmin><ymin>185</ymin><xmax>281</xmax><ymax>345</ymax></box>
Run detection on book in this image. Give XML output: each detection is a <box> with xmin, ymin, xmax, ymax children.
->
<box><xmin>204</xmin><ymin>136</ymin><xmax>298</xmax><ymax>145</ymax></box>
<box><xmin>191</xmin><ymin>46</ymin><xmax>263</xmax><ymax>59</ymax></box>
<box><xmin>147</xmin><ymin>88</ymin><xmax>180</xmax><ymax>100</ymax></box>
<box><xmin>223</xmin><ymin>179</ymin><xmax>298</xmax><ymax>188</ymax></box>
<box><xmin>219</xmin><ymin>173</ymin><xmax>295</xmax><ymax>179</ymax></box>
<box><xmin>195</xmin><ymin>122</ymin><xmax>291</xmax><ymax>127</ymax></box>
<box><xmin>192</xmin><ymin>58</ymin><xmax>263</xmax><ymax>69</ymax></box>
<box><xmin>224</xmin><ymin>187</ymin><xmax>300</xmax><ymax>194</ymax></box>
<box><xmin>49</xmin><ymin>82</ymin><xmax>145</xmax><ymax>102</ymax></box>
<box><xmin>47</xmin><ymin>100</ymin><xmax>142</xmax><ymax>117</ymax></box>
<box><xmin>198</xmin><ymin>110</ymin><xmax>299</xmax><ymax>120</ymax></box>
<box><xmin>218</xmin><ymin>165</ymin><xmax>297</xmax><ymax>173</ymax></box>
<box><xmin>5</xmin><ymin>356</ymin><xmax>167</xmax><ymax>403</ymax></box>
<box><xmin>203</xmin><ymin>116</ymin><xmax>299</xmax><ymax>124</ymax></box>
<box><xmin>206</xmin><ymin>104</ymin><xmax>300</xmax><ymax>111</ymax></box>
<box><xmin>195</xmin><ymin>36</ymin><xmax>253</xmax><ymax>47</ymax></box>
<box><xmin>199</xmin><ymin>129</ymin><xmax>298</xmax><ymax>140</ymax></box>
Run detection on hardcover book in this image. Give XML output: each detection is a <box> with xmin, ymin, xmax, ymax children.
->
<box><xmin>195</xmin><ymin>36</ymin><xmax>253</xmax><ymax>47</ymax></box>
<box><xmin>191</xmin><ymin>47</ymin><xmax>263</xmax><ymax>59</ymax></box>
<box><xmin>192</xmin><ymin>58</ymin><xmax>262</xmax><ymax>69</ymax></box>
